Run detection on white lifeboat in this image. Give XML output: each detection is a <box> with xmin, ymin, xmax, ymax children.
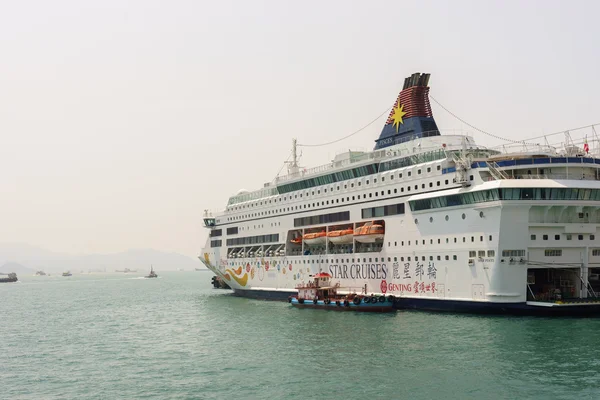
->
<box><xmin>354</xmin><ymin>222</ymin><xmax>384</xmax><ymax>243</ymax></box>
<box><xmin>327</xmin><ymin>228</ymin><xmax>354</xmax><ymax>244</ymax></box>
<box><xmin>303</xmin><ymin>231</ymin><xmax>327</xmax><ymax>246</ymax></box>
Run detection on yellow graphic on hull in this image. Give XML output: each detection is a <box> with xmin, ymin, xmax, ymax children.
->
<box><xmin>225</xmin><ymin>268</ymin><xmax>248</xmax><ymax>287</ymax></box>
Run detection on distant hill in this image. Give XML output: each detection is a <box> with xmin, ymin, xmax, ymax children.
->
<box><xmin>0</xmin><ymin>262</ymin><xmax>35</xmax><ymax>275</ymax></box>
<box><xmin>0</xmin><ymin>243</ymin><xmax>201</xmax><ymax>273</ymax></box>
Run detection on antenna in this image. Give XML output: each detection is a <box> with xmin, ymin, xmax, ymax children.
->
<box><xmin>285</xmin><ymin>138</ymin><xmax>301</xmax><ymax>177</ymax></box>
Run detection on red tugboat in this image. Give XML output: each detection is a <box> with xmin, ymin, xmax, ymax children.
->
<box><xmin>289</xmin><ymin>272</ymin><xmax>395</xmax><ymax>312</ymax></box>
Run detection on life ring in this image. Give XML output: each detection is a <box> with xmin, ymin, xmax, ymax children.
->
<box><xmin>370</xmin><ymin>297</ymin><xmax>377</xmax><ymax>303</ymax></box>
<box><xmin>364</xmin><ymin>296</ymin><xmax>371</xmax><ymax>304</ymax></box>
<box><xmin>298</xmin><ymin>298</ymin><xmax>304</xmax><ymax>304</ymax></box>
<box><xmin>344</xmin><ymin>300</ymin><xmax>350</xmax><ymax>307</ymax></box>
<box><xmin>379</xmin><ymin>296</ymin><xmax>386</xmax><ymax>303</ymax></box>
<box><xmin>353</xmin><ymin>297</ymin><xmax>361</xmax><ymax>305</ymax></box>
<box><xmin>313</xmin><ymin>298</ymin><xmax>318</xmax><ymax>305</ymax></box>
<box><xmin>336</xmin><ymin>300</ymin><xmax>341</xmax><ymax>306</ymax></box>
<box><xmin>324</xmin><ymin>298</ymin><xmax>331</xmax><ymax>305</ymax></box>
<box><xmin>387</xmin><ymin>295</ymin><xmax>395</xmax><ymax>302</ymax></box>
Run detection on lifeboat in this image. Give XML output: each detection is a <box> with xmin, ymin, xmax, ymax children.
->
<box><xmin>327</xmin><ymin>228</ymin><xmax>354</xmax><ymax>244</ymax></box>
<box><xmin>354</xmin><ymin>222</ymin><xmax>384</xmax><ymax>243</ymax></box>
<box><xmin>303</xmin><ymin>231</ymin><xmax>327</xmax><ymax>246</ymax></box>
<box><xmin>290</xmin><ymin>236</ymin><xmax>302</xmax><ymax>245</ymax></box>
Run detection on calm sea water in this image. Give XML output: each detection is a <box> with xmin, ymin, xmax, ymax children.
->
<box><xmin>1</xmin><ymin>271</ymin><xmax>600</xmax><ymax>399</ymax></box>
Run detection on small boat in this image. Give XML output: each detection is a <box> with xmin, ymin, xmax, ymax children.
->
<box><xmin>0</xmin><ymin>273</ymin><xmax>18</xmax><ymax>283</ymax></box>
<box><xmin>145</xmin><ymin>265</ymin><xmax>158</xmax><ymax>278</ymax></box>
<box><xmin>35</xmin><ymin>271</ymin><xmax>46</xmax><ymax>276</ymax></box>
<box><xmin>354</xmin><ymin>221</ymin><xmax>385</xmax><ymax>243</ymax></box>
<box><xmin>327</xmin><ymin>228</ymin><xmax>354</xmax><ymax>244</ymax></box>
<box><xmin>62</xmin><ymin>271</ymin><xmax>72</xmax><ymax>277</ymax></box>
<box><xmin>115</xmin><ymin>268</ymin><xmax>137</xmax><ymax>273</ymax></box>
<box><xmin>289</xmin><ymin>272</ymin><xmax>395</xmax><ymax>312</ymax></box>
<box><xmin>303</xmin><ymin>231</ymin><xmax>327</xmax><ymax>246</ymax></box>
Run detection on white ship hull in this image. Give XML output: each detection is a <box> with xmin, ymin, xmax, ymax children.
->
<box><xmin>328</xmin><ymin>235</ymin><xmax>354</xmax><ymax>245</ymax></box>
<box><xmin>201</xmin><ymin>174</ymin><xmax>600</xmax><ymax>315</ymax></box>
<box><xmin>354</xmin><ymin>234</ymin><xmax>385</xmax><ymax>243</ymax></box>
<box><xmin>304</xmin><ymin>237</ymin><xmax>327</xmax><ymax>246</ymax></box>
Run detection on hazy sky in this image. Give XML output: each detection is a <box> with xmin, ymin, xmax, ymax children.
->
<box><xmin>1</xmin><ymin>0</ymin><xmax>599</xmax><ymax>258</ymax></box>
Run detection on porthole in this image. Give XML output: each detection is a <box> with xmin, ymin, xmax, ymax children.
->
<box><xmin>414</xmin><ymin>218</ymin><xmax>419</xmax><ymax>225</ymax></box>
<box><xmin>479</xmin><ymin>211</ymin><xmax>484</xmax><ymax>218</ymax></box>
<box><xmin>445</xmin><ymin>215</ymin><xmax>449</xmax><ymax>221</ymax></box>
<box><xmin>462</xmin><ymin>213</ymin><xmax>466</xmax><ymax>220</ymax></box>
<box><xmin>429</xmin><ymin>217</ymin><xmax>433</xmax><ymax>223</ymax></box>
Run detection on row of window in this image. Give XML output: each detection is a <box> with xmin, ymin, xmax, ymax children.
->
<box><xmin>411</xmin><ymin>188</ymin><xmax>600</xmax><ymax>212</ymax></box>
<box><xmin>210</xmin><ymin>240</ymin><xmax>222</xmax><ymax>248</ymax></box>
<box><xmin>545</xmin><ymin>249</ymin><xmax>562</xmax><ymax>257</ymax></box>
<box><xmin>362</xmin><ymin>203</ymin><xmax>405</xmax><ymax>219</ymax></box>
<box><xmin>226</xmin><ymin>234</ymin><xmax>280</xmax><ymax>246</ymax></box>
<box><xmin>228</xmin><ymin>158</ymin><xmax>449</xmax><ymax>213</ymax></box>
<box><xmin>469</xmin><ymin>250</ymin><xmax>496</xmax><ymax>258</ymax></box>
<box><xmin>532</xmin><ymin>234</ymin><xmax>595</xmax><ymax>241</ymax></box>
<box><xmin>210</xmin><ymin>229</ymin><xmax>222</xmax><ymax>238</ymax></box>
<box><xmin>502</xmin><ymin>250</ymin><xmax>526</xmax><ymax>257</ymax></box>
<box><xmin>293</xmin><ymin>211</ymin><xmax>350</xmax><ymax>228</ymax></box>
<box><xmin>227</xmin><ymin>227</ymin><xmax>239</xmax><ymax>235</ymax></box>
<box><xmin>277</xmin><ymin>151</ymin><xmax>447</xmax><ymax>195</ymax></box>
<box><xmin>388</xmin><ymin>235</ymin><xmax>493</xmax><ymax>247</ymax></box>
<box><xmin>379</xmin><ymin>150</ymin><xmax>445</xmax><ymax>172</ymax></box>
<box><xmin>278</xmin><ymin>164</ymin><xmax>379</xmax><ymax>194</ymax></box>
<box><xmin>234</xmin><ymin>253</ymin><xmax>460</xmax><ymax>266</ymax></box>
<box><xmin>541</xmin><ymin>249</ymin><xmax>600</xmax><ymax>256</ymax></box>
<box><xmin>228</xmin><ymin>179</ymin><xmax>453</xmax><ymax>222</ymax></box>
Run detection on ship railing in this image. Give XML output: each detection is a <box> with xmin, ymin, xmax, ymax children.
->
<box><xmin>274</xmin><ymin>131</ymin><xmax>477</xmax><ymax>185</ymax></box>
<box><xmin>203</xmin><ymin>208</ymin><xmax>225</xmax><ymax>217</ymax></box>
<box><xmin>497</xmin><ymin>173</ymin><xmax>599</xmax><ymax>181</ymax></box>
<box><xmin>274</xmin><ymin>152</ymin><xmax>383</xmax><ymax>184</ymax></box>
<box><xmin>495</xmin><ymin>143</ymin><xmax>559</xmax><ymax>155</ymax></box>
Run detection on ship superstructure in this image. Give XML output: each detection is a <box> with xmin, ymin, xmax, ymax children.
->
<box><xmin>200</xmin><ymin>73</ymin><xmax>600</xmax><ymax>315</ymax></box>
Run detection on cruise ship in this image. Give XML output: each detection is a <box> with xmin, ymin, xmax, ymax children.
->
<box><xmin>200</xmin><ymin>72</ymin><xmax>600</xmax><ymax>315</ymax></box>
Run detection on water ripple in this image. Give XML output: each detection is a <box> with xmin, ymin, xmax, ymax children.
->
<box><xmin>2</xmin><ymin>273</ymin><xmax>600</xmax><ymax>399</ymax></box>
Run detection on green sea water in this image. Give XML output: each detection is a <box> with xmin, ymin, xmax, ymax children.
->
<box><xmin>2</xmin><ymin>271</ymin><xmax>600</xmax><ymax>399</ymax></box>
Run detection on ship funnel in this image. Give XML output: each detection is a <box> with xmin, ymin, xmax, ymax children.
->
<box><xmin>374</xmin><ymin>72</ymin><xmax>439</xmax><ymax>150</ymax></box>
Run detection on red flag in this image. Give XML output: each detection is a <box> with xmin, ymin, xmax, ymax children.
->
<box><xmin>584</xmin><ymin>137</ymin><xmax>589</xmax><ymax>153</ymax></box>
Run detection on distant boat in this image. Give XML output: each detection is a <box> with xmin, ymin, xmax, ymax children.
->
<box><xmin>145</xmin><ymin>265</ymin><xmax>158</xmax><ymax>279</ymax></box>
<box><xmin>35</xmin><ymin>271</ymin><xmax>46</xmax><ymax>276</ymax></box>
<box><xmin>195</xmin><ymin>268</ymin><xmax>203</xmax><ymax>271</ymax></box>
<box><xmin>0</xmin><ymin>273</ymin><xmax>18</xmax><ymax>283</ymax></box>
<box><xmin>115</xmin><ymin>268</ymin><xmax>137</xmax><ymax>273</ymax></box>
<box><xmin>62</xmin><ymin>271</ymin><xmax>72</xmax><ymax>277</ymax></box>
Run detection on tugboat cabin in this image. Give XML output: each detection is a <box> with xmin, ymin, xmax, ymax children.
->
<box><xmin>297</xmin><ymin>272</ymin><xmax>338</xmax><ymax>301</ymax></box>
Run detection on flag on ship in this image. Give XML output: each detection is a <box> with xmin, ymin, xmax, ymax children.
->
<box><xmin>584</xmin><ymin>136</ymin><xmax>589</xmax><ymax>153</ymax></box>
